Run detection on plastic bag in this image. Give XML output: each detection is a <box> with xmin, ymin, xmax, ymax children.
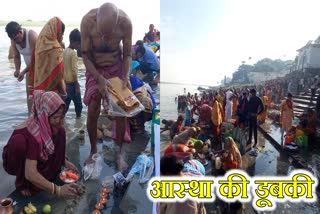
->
<box><xmin>102</xmin><ymin>78</ymin><xmax>145</xmax><ymax>118</ymax></box>
<box><xmin>82</xmin><ymin>153</ymin><xmax>103</xmax><ymax>181</ymax></box>
<box><xmin>125</xmin><ymin>154</ymin><xmax>154</xmax><ymax>183</ymax></box>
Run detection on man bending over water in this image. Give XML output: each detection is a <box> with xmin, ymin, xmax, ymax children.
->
<box><xmin>81</xmin><ymin>2</ymin><xmax>132</xmax><ymax>170</ymax></box>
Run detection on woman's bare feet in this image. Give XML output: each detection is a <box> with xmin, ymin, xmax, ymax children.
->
<box><xmin>20</xmin><ymin>189</ymin><xmax>32</xmax><ymax>196</ymax></box>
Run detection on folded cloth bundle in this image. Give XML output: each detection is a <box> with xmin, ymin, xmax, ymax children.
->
<box><xmin>107</xmin><ymin>77</ymin><xmax>140</xmax><ymax>112</ymax></box>
<box><xmin>133</xmin><ymin>86</ymin><xmax>153</xmax><ymax>113</ymax></box>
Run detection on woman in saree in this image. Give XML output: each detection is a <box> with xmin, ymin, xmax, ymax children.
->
<box><xmin>280</xmin><ymin>93</ymin><xmax>294</xmax><ymax>133</ymax></box>
<box><xmin>2</xmin><ymin>91</ymin><xmax>79</xmax><ymax>197</ymax></box>
<box><xmin>28</xmin><ymin>17</ymin><xmax>66</xmax><ymax>99</ymax></box>
<box><xmin>221</xmin><ymin>137</ymin><xmax>242</xmax><ymax>170</ymax></box>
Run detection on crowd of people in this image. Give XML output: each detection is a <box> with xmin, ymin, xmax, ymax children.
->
<box><xmin>161</xmin><ymin>68</ymin><xmax>319</xmax><ymax>213</ymax></box>
<box><xmin>3</xmin><ymin>2</ymin><xmax>159</xmax><ymax>201</ymax></box>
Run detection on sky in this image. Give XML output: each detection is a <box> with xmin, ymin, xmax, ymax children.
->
<box><xmin>161</xmin><ymin>0</ymin><xmax>320</xmax><ymax>86</ymax></box>
<box><xmin>0</xmin><ymin>0</ymin><xmax>160</xmax><ymax>43</ymax></box>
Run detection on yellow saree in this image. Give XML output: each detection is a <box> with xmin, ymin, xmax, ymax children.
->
<box><xmin>28</xmin><ymin>17</ymin><xmax>64</xmax><ymax>96</ymax></box>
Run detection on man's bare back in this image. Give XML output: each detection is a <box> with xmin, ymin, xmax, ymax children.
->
<box><xmin>81</xmin><ymin>8</ymin><xmax>132</xmax><ymax>67</ymax></box>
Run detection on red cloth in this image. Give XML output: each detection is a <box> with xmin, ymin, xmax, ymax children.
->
<box><xmin>164</xmin><ymin>144</ymin><xmax>193</xmax><ymax>156</ymax></box>
<box><xmin>83</xmin><ymin>60</ymin><xmax>124</xmax><ymax>105</ymax></box>
<box><xmin>2</xmin><ymin>127</ymin><xmax>66</xmax><ymax>194</ymax></box>
<box><xmin>222</xmin><ymin>156</ymin><xmax>238</xmax><ymax>170</ymax></box>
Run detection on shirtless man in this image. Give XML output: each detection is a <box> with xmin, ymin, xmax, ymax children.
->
<box><xmin>81</xmin><ymin>2</ymin><xmax>132</xmax><ymax>169</ymax></box>
<box><xmin>5</xmin><ymin>22</ymin><xmax>38</xmax><ymax>113</ymax></box>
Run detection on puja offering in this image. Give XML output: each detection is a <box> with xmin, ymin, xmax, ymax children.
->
<box><xmin>59</xmin><ymin>168</ymin><xmax>79</xmax><ymax>183</ymax></box>
<box><xmin>100</xmin><ymin>192</ymin><xmax>107</xmax><ymax>198</ymax></box>
<box><xmin>95</xmin><ymin>202</ymin><xmax>104</xmax><ymax>210</ymax></box>
<box><xmin>92</xmin><ymin>209</ymin><xmax>101</xmax><ymax>214</ymax></box>
<box><xmin>0</xmin><ymin>198</ymin><xmax>14</xmax><ymax>214</ymax></box>
<box><xmin>102</xmin><ymin>187</ymin><xmax>110</xmax><ymax>194</ymax></box>
<box><xmin>99</xmin><ymin>197</ymin><xmax>108</xmax><ymax>205</ymax></box>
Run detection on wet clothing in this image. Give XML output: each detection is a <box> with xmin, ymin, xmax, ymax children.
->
<box><xmin>2</xmin><ymin>127</ymin><xmax>66</xmax><ymax>194</ymax></box>
<box><xmin>83</xmin><ymin>59</ymin><xmax>124</xmax><ymax>105</ymax></box>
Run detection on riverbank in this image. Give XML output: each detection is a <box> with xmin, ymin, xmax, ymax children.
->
<box><xmin>0</xmin><ymin>82</ymin><xmax>159</xmax><ymax>213</ymax></box>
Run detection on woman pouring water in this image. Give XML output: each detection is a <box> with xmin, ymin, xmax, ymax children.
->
<box><xmin>2</xmin><ymin>91</ymin><xmax>80</xmax><ymax>197</ymax></box>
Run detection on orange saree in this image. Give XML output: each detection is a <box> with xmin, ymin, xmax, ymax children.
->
<box><xmin>28</xmin><ymin>17</ymin><xmax>65</xmax><ymax>97</ymax></box>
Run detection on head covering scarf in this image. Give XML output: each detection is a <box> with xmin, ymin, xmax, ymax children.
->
<box><xmin>224</xmin><ymin>137</ymin><xmax>242</xmax><ymax>169</ymax></box>
<box><xmin>199</xmin><ymin>104</ymin><xmax>212</xmax><ymax>123</ymax></box>
<box><xmin>28</xmin><ymin>17</ymin><xmax>64</xmax><ymax>96</ymax></box>
<box><xmin>183</xmin><ymin>159</ymin><xmax>205</xmax><ymax>176</ymax></box>
<box><xmin>26</xmin><ymin>90</ymin><xmax>65</xmax><ymax>160</ymax></box>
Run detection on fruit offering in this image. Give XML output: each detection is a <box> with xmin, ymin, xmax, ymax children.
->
<box><xmin>23</xmin><ymin>203</ymin><xmax>37</xmax><ymax>214</ymax></box>
<box><xmin>42</xmin><ymin>204</ymin><xmax>51</xmax><ymax>214</ymax></box>
<box><xmin>60</xmin><ymin>168</ymin><xmax>79</xmax><ymax>183</ymax></box>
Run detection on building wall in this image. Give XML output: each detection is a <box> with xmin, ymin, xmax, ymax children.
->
<box><xmin>306</xmin><ymin>47</ymin><xmax>320</xmax><ymax>68</ymax></box>
<box><xmin>296</xmin><ymin>46</ymin><xmax>320</xmax><ymax>70</ymax></box>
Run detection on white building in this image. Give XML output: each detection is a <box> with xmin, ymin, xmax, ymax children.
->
<box><xmin>296</xmin><ymin>38</ymin><xmax>320</xmax><ymax>71</ymax></box>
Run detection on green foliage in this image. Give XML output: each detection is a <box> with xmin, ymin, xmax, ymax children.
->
<box><xmin>232</xmin><ymin>58</ymin><xmax>293</xmax><ymax>84</ymax></box>
<box><xmin>252</xmin><ymin>58</ymin><xmax>293</xmax><ymax>73</ymax></box>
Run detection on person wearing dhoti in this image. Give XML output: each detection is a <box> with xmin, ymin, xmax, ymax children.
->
<box><xmin>80</xmin><ymin>3</ymin><xmax>132</xmax><ymax>170</ymax></box>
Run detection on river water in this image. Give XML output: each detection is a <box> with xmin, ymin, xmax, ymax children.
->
<box><xmin>0</xmin><ymin>25</ymin><xmax>160</xmax><ymax>213</ymax></box>
<box><xmin>0</xmin><ymin>26</ymin><xmax>88</xmax><ymax>146</ymax></box>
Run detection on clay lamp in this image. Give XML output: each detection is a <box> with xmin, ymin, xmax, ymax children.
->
<box><xmin>95</xmin><ymin>202</ymin><xmax>104</xmax><ymax>210</ymax></box>
<box><xmin>100</xmin><ymin>192</ymin><xmax>107</xmax><ymax>198</ymax></box>
<box><xmin>92</xmin><ymin>209</ymin><xmax>101</xmax><ymax>214</ymax></box>
<box><xmin>100</xmin><ymin>197</ymin><xmax>108</xmax><ymax>205</ymax></box>
<box><xmin>102</xmin><ymin>187</ymin><xmax>110</xmax><ymax>194</ymax></box>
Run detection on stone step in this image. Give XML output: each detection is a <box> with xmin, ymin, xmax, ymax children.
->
<box><xmin>294</xmin><ymin>92</ymin><xmax>319</xmax><ymax>97</ymax></box>
<box><xmin>293</xmin><ymin>98</ymin><xmax>317</xmax><ymax>105</ymax></box>
<box><xmin>293</xmin><ymin>94</ymin><xmax>318</xmax><ymax>101</ymax></box>
<box><xmin>294</xmin><ymin>102</ymin><xmax>316</xmax><ymax>110</ymax></box>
